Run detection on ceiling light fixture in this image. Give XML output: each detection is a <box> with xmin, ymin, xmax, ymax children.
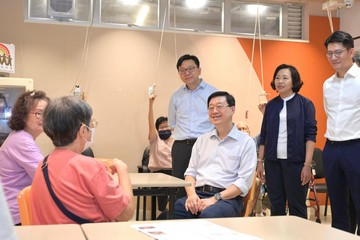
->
<box><xmin>186</xmin><ymin>0</ymin><xmax>207</xmax><ymax>9</ymax></box>
<box><xmin>135</xmin><ymin>5</ymin><xmax>150</xmax><ymax>26</ymax></box>
<box><xmin>247</xmin><ymin>4</ymin><xmax>266</xmax><ymax>15</ymax></box>
<box><xmin>122</xmin><ymin>0</ymin><xmax>140</xmax><ymax>6</ymax></box>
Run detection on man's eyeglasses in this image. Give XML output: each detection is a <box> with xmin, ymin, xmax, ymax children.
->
<box><xmin>178</xmin><ymin>66</ymin><xmax>197</xmax><ymax>75</ymax></box>
<box><xmin>326</xmin><ymin>49</ymin><xmax>347</xmax><ymax>59</ymax></box>
<box><xmin>208</xmin><ymin>105</ymin><xmax>229</xmax><ymax>112</ymax></box>
<box><xmin>30</xmin><ymin>111</ymin><xmax>43</xmax><ymax>119</ymax></box>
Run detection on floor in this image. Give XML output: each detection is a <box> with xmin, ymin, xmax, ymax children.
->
<box><xmin>307</xmin><ymin>205</ymin><xmax>331</xmax><ymax>225</ymax></box>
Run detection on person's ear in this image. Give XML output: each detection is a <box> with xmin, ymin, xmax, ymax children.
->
<box><xmin>79</xmin><ymin>124</ymin><xmax>87</xmax><ymax>138</ymax></box>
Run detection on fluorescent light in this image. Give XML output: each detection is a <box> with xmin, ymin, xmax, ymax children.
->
<box><xmin>122</xmin><ymin>0</ymin><xmax>139</xmax><ymax>6</ymax></box>
<box><xmin>186</xmin><ymin>0</ymin><xmax>207</xmax><ymax>9</ymax></box>
<box><xmin>247</xmin><ymin>4</ymin><xmax>267</xmax><ymax>15</ymax></box>
<box><xmin>135</xmin><ymin>5</ymin><xmax>150</xmax><ymax>26</ymax></box>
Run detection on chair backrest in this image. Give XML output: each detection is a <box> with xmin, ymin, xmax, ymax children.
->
<box><xmin>81</xmin><ymin>147</ymin><xmax>95</xmax><ymax>157</ymax></box>
<box><xmin>17</xmin><ymin>185</ymin><xmax>33</xmax><ymax>225</ymax></box>
<box><xmin>140</xmin><ymin>146</ymin><xmax>150</xmax><ymax>173</ymax></box>
<box><xmin>241</xmin><ymin>174</ymin><xmax>258</xmax><ymax>217</ymax></box>
<box><xmin>312</xmin><ymin>148</ymin><xmax>324</xmax><ymax>179</ymax></box>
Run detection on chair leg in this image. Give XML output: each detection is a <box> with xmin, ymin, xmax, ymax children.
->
<box><xmin>324</xmin><ymin>193</ymin><xmax>329</xmax><ymax>216</ymax></box>
<box><xmin>151</xmin><ymin>196</ymin><xmax>157</xmax><ymax>220</ymax></box>
<box><xmin>136</xmin><ymin>196</ymin><xmax>140</xmax><ymax>221</ymax></box>
<box><xmin>312</xmin><ymin>186</ymin><xmax>321</xmax><ymax>223</ymax></box>
<box><xmin>143</xmin><ymin>196</ymin><xmax>147</xmax><ymax>220</ymax></box>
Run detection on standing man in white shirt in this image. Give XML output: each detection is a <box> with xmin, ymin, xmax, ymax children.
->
<box><xmin>323</xmin><ymin>30</ymin><xmax>360</xmax><ymax>235</ymax></box>
<box><xmin>173</xmin><ymin>91</ymin><xmax>257</xmax><ymax>219</ymax></box>
<box><xmin>168</xmin><ymin>54</ymin><xmax>217</xmax><ymax>199</ymax></box>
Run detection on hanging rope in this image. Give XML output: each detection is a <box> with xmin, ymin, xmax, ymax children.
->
<box><xmin>72</xmin><ymin>2</ymin><xmax>96</xmax><ymax>98</ymax></box>
<box><xmin>245</xmin><ymin>2</ymin><xmax>269</xmax><ymax>120</ymax></box>
<box><xmin>245</xmin><ymin>2</ymin><xmax>260</xmax><ymax>120</ymax></box>
<box><xmin>173</xmin><ymin>3</ymin><xmax>178</xmax><ymax>64</ymax></box>
<box><xmin>326</xmin><ymin>7</ymin><xmax>334</xmax><ymax>33</ymax></box>
<box><xmin>153</xmin><ymin>7</ymin><xmax>167</xmax><ymax>87</ymax></box>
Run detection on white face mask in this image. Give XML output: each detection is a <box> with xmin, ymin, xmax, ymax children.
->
<box><xmin>82</xmin><ymin>126</ymin><xmax>95</xmax><ymax>152</ymax></box>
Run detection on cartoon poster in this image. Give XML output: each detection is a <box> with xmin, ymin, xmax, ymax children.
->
<box><xmin>0</xmin><ymin>43</ymin><xmax>15</xmax><ymax>73</ymax></box>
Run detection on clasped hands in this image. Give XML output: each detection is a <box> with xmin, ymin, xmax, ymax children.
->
<box><xmin>185</xmin><ymin>194</ymin><xmax>216</xmax><ymax>215</ymax></box>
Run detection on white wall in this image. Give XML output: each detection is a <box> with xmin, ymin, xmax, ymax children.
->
<box><xmin>339</xmin><ymin>1</ymin><xmax>360</xmax><ymax>49</ymax></box>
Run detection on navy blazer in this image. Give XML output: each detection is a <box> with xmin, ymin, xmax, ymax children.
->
<box><xmin>259</xmin><ymin>93</ymin><xmax>317</xmax><ymax>162</ymax></box>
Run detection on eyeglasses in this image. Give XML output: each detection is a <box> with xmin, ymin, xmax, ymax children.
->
<box><xmin>30</xmin><ymin>111</ymin><xmax>43</xmax><ymax>119</ymax></box>
<box><xmin>208</xmin><ymin>105</ymin><xmax>229</xmax><ymax>112</ymax></box>
<box><xmin>178</xmin><ymin>66</ymin><xmax>197</xmax><ymax>75</ymax></box>
<box><xmin>83</xmin><ymin>119</ymin><xmax>98</xmax><ymax>129</ymax></box>
<box><xmin>326</xmin><ymin>49</ymin><xmax>347</xmax><ymax>59</ymax></box>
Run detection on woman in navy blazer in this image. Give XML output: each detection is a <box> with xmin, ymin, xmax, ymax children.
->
<box><xmin>256</xmin><ymin>64</ymin><xmax>317</xmax><ymax>219</ymax></box>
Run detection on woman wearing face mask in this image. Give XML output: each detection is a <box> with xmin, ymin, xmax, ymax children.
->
<box><xmin>148</xmin><ymin>95</ymin><xmax>174</xmax><ymax>214</ymax></box>
<box><xmin>31</xmin><ymin>96</ymin><xmax>134</xmax><ymax>224</ymax></box>
<box><xmin>0</xmin><ymin>90</ymin><xmax>49</xmax><ymax>225</ymax></box>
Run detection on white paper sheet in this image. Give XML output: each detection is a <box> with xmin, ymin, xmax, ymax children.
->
<box><xmin>131</xmin><ymin>220</ymin><xmax>262</xmax><ymax>240</ymax></box>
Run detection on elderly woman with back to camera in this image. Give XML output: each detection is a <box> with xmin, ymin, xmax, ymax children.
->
<box><xmin>31</xmin><ymin>95</ymin><xmax>134</xmax><ymax>224</ymax></box>
<box><xmin>257</xmin><ymin>64</ymin><xmax>317</xmax><ymax>219</ymax></box>
<box><xmin>0</xmin><ymin>90</ymin><xmax>49</xmax><ymax>225</ymax></box>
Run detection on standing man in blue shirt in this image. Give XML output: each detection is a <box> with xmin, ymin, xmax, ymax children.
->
<box><xmin>168</xmin><ymin>54</ymin><xmax>217</xmax><ymax>198</ymax></box>
<box><xmin>323</xmin><ymin>31</ymin><xmax>360</xmax><ymax>235</ymax></box>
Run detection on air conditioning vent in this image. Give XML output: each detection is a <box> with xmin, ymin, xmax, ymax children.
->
<box><xmin>287</xmin><ymin>4</ymin><xmax>303</xmax><ymax>39</ymax></box>
<box><xmin>47</xmin><ymin>0</ymin><xmax>75</xmax><ymax>19</ymax></box>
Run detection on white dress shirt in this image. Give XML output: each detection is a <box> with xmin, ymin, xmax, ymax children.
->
<box><xmin>323</xmin><ymin>63</ymin><xmax>360</xmax><ymax>141</ymax></box>
<box><xmin>184</xmin><ymin>125</ymin><xmax>257</xmax><ymax>197</ymax></box>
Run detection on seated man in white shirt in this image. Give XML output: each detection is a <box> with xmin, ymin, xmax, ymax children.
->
<box><xmin>173</xmin><ymin>91</ymin><xmax>257</xmax><ymax>219</ymax></box>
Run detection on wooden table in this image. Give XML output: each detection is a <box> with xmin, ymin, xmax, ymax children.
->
<box><xmin>81</xmin><ymin>216</ymin><xmax>360</xmax><ymax>240</ymax></box>
<box><xmin>15</xmin><ymin>224</ymin><xmax>85</xmax><ymax>240</ymax></box>
<box><xmin>114</xmin><ymin>173</ymin><xmax>191</xmax><ymax>220</ymax></box>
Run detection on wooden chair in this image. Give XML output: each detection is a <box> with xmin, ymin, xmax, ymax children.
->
<box><xmin>241</xmin><ymin>174</ymin><xmax>259</xmax><ymax>217</ymax></box>
<box><xmin>17</xmin><ymin>185</ymin><xmax>33</xmax><ymax>225</ymax></box>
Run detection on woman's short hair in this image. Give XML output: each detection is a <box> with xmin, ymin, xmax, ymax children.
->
<box><xmin>8</xmin><ymin>90</ymin><xmax>49</xmax><ymax>131</ymax></box>
<box><xmin>270</xmin><ymin>64</ymin><xmax>303</xmax><ymax>93</ymax></box>
<box><xmin>43</xmin><ymin>96</ymin><xmax>92</xmax><ymax>147</ymax></box>
<box><xmin>155</xmin><ymin>116</ymin><xmax>168</xmax><ymax>131</ymax></box>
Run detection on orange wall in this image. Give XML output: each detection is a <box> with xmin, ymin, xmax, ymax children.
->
<box><xmin>238</xmin><ymin>16</ymin><xmax>340</xmax><ymax>149</ymax></box>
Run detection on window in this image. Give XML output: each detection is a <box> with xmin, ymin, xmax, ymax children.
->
<box><xmin>101</xmin><ymin>0</ymin><xmax>159</xmax><ymax>28</ymax></box>
<box><xmin>230</xmin><ymin>1</ymin><xmax>281</xmax><ymax>37</ymax></box>
<box><xmin>169</xmin><ymin>0</ymin><xmax>223</xmax><ymax>33</ymax></box>
<box><xmin>25</xmin><ymin>0</ymin><xmax>306</xmax><ymax>41</ymax></box>
<box><xmin>27</xmin><ymin>0</ymin><xmax>93</xmax><ymax>22</ymax></box>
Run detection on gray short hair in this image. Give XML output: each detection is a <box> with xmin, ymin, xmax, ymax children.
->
<box><xmin>43</xmin><ymin>96</ymin><xmax>92</xmax><ymax>147</ymax></box>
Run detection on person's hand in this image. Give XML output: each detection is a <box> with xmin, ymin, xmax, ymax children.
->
<box><xmin>256</xmin><ymin>162</ymin><xmax>266</xmax><ymax>184</ymax></box>
<box><xmin>199</xmin><ymin>196</ymin><xmax>217</xmax><ymax>212</ymax></box>
<box><xmin>258</xmin><ymin>103</ymin><xmax>267</xmax><ymax>115</ymax></box>
<box><xmin>185</xmin><ymin>194</ymin><xmax>201</xmax><ymax>215</ymax></box>
<box><xmin>149</xmin><ymin>94</ymin><xmax>156</xmax><ymax>102</ymax></box>
<box><xmin>109</xmin><ymin>158</ymin><xmax>128</xmax><ymax>175</ymax></box>
<box><xmin>301</xmin><ymin>164</ymin><xmax>313</xmax><ymax>186</ymax></box>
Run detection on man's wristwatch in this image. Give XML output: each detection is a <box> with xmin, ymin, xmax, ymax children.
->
<box><xmin>214</xmin><ymin>192</ymin><xmax>222</xmax><ymax>201</ymax></box>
